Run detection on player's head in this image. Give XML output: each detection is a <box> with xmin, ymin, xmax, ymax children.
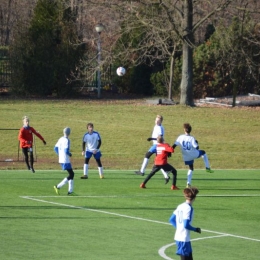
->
<box><xmin>183</xmin><ymin>187</ymin><xmax>199</xmax><ymax>201</ymax></box>
<box><xmin>63</xmin><ymin>127</ymin><xmax>71</xmax><ymax>137</ymax></box>
<box><xmin>87</xmin><ymin>123</ymin><xmax>94</xmax><ymax>133</ymax></box>
<box><xmin>23</xmin><ymin>116</ymin><xmax>29</xmax><ymax>126</ymax></box>
<box><xmin>155</xmin><ymin>115</ymin><xmax>163</xmax><ymax>125</ymax></box>
<box><xmin>157</xmin><ymin>136</ymin><xmax>164</xmax><ymax>143</ymax></box>
<box><xmin>183</xmin><ymin>123</ymin><xmax>192</xmax><ymax>134</ymax></box>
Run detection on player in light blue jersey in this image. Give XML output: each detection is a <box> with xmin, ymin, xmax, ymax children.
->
<box><xmin>81</xmin><ymin>123</ymin><xmax>104</xmax><ymax>179</ymax></box>
<box><xmin>53</xmin><ymin>127</ymin><xmax>75</xmax><ymax>195</ymax></box>
<box><xmin>135</xmin><ymin>115</ymin><xmax>169</xmax><ymax>183</ymax></box>
<box><xmin>169</xmin><ymin>187</ymin><xmax>201</xmax><ymax>260</ymax></box>
<box><xmin>173</xmin><ymin>123</ymin><xmax>213</xmax><ymax>187</ymax></box>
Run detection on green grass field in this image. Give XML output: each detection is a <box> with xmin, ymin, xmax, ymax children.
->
<box><xmin>0</xmin><ymin>99</ymin><xmax>259</xmax><ymax>170</ymax></box>
<box><xmin>0</xmin><ymin>169</ymin><xmax>259</xmax><ymax>260</ymax></box>
<box><xmin>0</xmin><ymin>99</ymin><xmax>259</xmax><ymax>259</ymax></box>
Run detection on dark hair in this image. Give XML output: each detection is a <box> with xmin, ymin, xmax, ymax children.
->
<box><xmin>87</xmin><ymin>123</ymin><xmax>94</xmax><ymax>128</ymax></box>
<box><xmin>183</xmin><ymin>187</ymin><xmax>199</xmax><ymax>200</ymax></box>
<box><xmin>183</xmin><ymin>123</ymin><xmax>192</xmax><ymax>134</ymax></box>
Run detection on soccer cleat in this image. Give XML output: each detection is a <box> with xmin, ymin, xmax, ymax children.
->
<box><xmin>135</xmin><ymin>170</ymin><xmax>144</xmax><ymax>176</ymax></box>
<box><xmin>80</xmin><ymin>175</ymin><xmax>88</xmax><ymax>179</ymax></box>
<box><xmin>68</xmin><ymin>192</ymin><xmax>77</xmax><ymax>196</ymax></box>
<box><xmin>165</xmin><ymin>176</ymin><xmax>170</xmax><ymax>184</ymax></box>
<box><xmin>54</xmin><ymin>185</ymin><xmax>60</xmax><ymax>195</ymax></box>
<box><xmin>30</xmin><ymin>168</ymin><xmax>35</xmax><ymax>173</ymax></box>
<box><xmin>186</xmin><ymin>183</ymin><xmax>191</xmax><ymax>188</ymax></box>
<box><xmin>140</xmin><ymin>183</ymin><xmax>146</xmax><ymax>188</ymax></box>
<box><xmin>171</xmin><ymin>185</ymin><xmax>180</xmax><ymax>190</ymax></box>
<box><xmin>100</xmin><ymin>175</ymin><xmax>104</xmax><ymax>179</ymax></box>
<box><xmin>206</xmin><ymin>168</ymin><xmax>214</xmax><ymax>173</ymax></box>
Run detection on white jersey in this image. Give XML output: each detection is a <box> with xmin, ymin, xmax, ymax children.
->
<box><xmin>174</xmin><ymin>134</ymin><xmax>199</xmax><ymax>161</ymax></box>
<box><xmin>152</xmin><ymin>125</ymin><xmax>165</xmax><ymax>145</ymax></box>
<box><xmin>82</xmin><ymin>131</ymin><xmax>101</xmax><ymax>152</ymax></box>
<box><xmin>173</xmin><ymin>202</ymin><xmax>194</xmax><ymax>242</ymax></box>
<box><xmin>55</xmin><ymin>136</ymin><xmax>71</xmax><ymax>164</ymax></box>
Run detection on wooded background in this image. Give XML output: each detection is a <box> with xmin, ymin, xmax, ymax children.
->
<box><xmin>0</xmin><ymin>0</ymin><xmax>260</xmax><ymax>104</ymax></box>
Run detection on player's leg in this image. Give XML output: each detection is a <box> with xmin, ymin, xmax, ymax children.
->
<box><xmin>22</xmin><ymin>148</ymin><xmax>30</xmax><ymax>170</ymax></box>
<box><xmin>177</xmin><ymin>241</ymin><xmax>193</xmax><ymax>260</ymax></box>
<box><xmin>81</xmin><ymin>151</ymin><xmax>92</xmax><ymax>179</ymax></box>
<box><xmin>29</xmin><ymin>148</ymin><xmax>35</xmax><ymax>173</ymax></box>
<box><xmin>198</xmin><ymin>150</ymin><xmax>214</xmax><ymax>173</ymax></box>
<box><xmin>54</xmin><ymin>163</ymin><xmax>69</xmax><ymax>195</ymax></box>
<box><xmin>140</xmin><ymin>165</ymin><xmax>160</xmax><ymax>188</ymax></box>
<box><xmin>180</xmin><ymin>254</ymin><xmax>193</xmax><ymax>260</ymax></box>
<box><xmin>94</xmin><ymin>151</ymin><xmax>104</xmax><ymax>178</ymax></box>
<box><xmin>67</xmin><ymin>168</ymin><xmax>75</xmax><ymax>195</ymax></box>
<box><xmin>135</xmin><ymin>145</ymin><xmax>156</xmax><ymax>175</ymax></box>
<box><xmin>185</xmin><ymin>162</ymin><xmax>194</xmax><ymax>187</ymax></box>
<box><xmin>163</xmin><ymin>164</ymin><xmax>179</xmax><ymax>189</ymax></box>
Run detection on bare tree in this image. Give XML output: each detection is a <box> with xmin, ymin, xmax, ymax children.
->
<box><xmin>74</xmin><ymin>0</ymin><xmax>233</xmax><ymax>105</ymax></box>
<box><xmin>0</xmin><ymin>0</ymin><xmax>36</xmax><ymax>46</ymax></box>
<box><xmin>210</xmin><ymin>1</ymin><xmax>260</xmax><ymax>106</ymax></box>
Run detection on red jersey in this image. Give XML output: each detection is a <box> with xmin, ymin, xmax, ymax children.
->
<box><xmin>18</xmin><ymin>126</ymin><xmax>45</xmax><ymax>148</ymax></box>
<box><xmin>154</xmin><ymin>143</ymin><xmax>174</xmax><ymax>165</ymax></box>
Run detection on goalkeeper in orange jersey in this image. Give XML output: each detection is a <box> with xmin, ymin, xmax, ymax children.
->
<box><xmin>18</xmin><ymin>116</ymin><xmax>46</xmax><ymax>173</ymax></box>
<box><xmin>140</xmin><ymin>136</ymin><xmax>179</xmax><ymax>190</ymax></box>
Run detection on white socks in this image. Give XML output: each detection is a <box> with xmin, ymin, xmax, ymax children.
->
<box><xmin>68</xmin><ymin>179</ymin><xmax>74</xmax><ymax>193</ymax></box>
<box><xmin>161</xmin><ymin>169</ymin><xmax>168</xmax><ymax>178</ymax></box>
<box><xmin>140</xmin><ymin>158</ymin><xmax>149</xmax><ymax>173</ymax></box>
<box><xmin>98</xmin><ymin>167</ymin><xmax>104</xmax><ymax>177</ymax></box>
<box><xmin>187</xmin><ymin>170</ymin><xmax>193</xmax><ymax>185</ymax></box>
<box><xmin>83</xmin><ymin>164</ymin><xmax>89</xmax><ymax>176</ymax></box>
<box><xmin>57</xmin><ymin>177</ymin><xmax>68</xmax><ymax>189</ymax></box>
<box><xmin>84</xmin><ymin>164</ymin><xmax>104</xmax><ymax>177</ymax></box>
<box><xmin>202</xmin><ymin>154</ymin><xmax>210</xmax><ymax>168</ymax></box>
<box><xmin>57</xmin><ymin>178</ymin><xmax>74</xmax><ymax>193</ymax></box>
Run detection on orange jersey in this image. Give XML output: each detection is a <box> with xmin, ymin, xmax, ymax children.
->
<box><xmin>154</xmin><ymin>143</ymin><xmax>174</xmax><ymax>165</ymax></box>
<box><xmin>18</xmin><ymin>126</ymin><xmax>44</xmax><ymax>148</ymax></box>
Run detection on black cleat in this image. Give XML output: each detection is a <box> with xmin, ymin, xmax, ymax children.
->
<box><xmin>165</xmin><ymin>176</ymin><xmax>170</xmax><ymax>184</ymax></box>
<box><xmin>135</xmin><ymin>170</ymin><xmax>144</xmax><ymax>176</ymax></box>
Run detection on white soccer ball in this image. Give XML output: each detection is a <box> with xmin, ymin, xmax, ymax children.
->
<box><xmin>116</xmin><ymin>67</ymin><xmax>126</xmax><ymax>76</ymax></box>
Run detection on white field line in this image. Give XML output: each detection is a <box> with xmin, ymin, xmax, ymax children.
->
<box><xmin>158</xmin><ymin>235</ymin><xmax>229</xmax><ymax>260</ymax></box>
<box><xmin>20</xmin><ymin>195</ymin><xmax>260</xmax><ymax>243</ymax></box>
<box><xmin>23</xmin><ymin>194</ymin><xmax>260</xmax><ymax>198</ymax></box>
<box><xmin>5</xmin><ymin>169</ymin><xmax>260</xmax><ymax>172</ymax></box>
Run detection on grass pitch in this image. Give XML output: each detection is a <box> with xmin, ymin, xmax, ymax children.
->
<box><xmin>0</xmin><ymin>169</ymin><xmax>259</xmax><ymax>260</ymax></box>
<box><xmin>0</xmin><ymin>99</ymin><xmax>259</xmax><ymax>259</ymax></box>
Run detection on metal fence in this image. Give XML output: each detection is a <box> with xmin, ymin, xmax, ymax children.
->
<box><xmin>0</xmin><ymin>49</ymin><xmax>114</xmax><ymax>91</ymax></box>
<box><xmin>0</xmin><ymin>49</ymin><xmax>11</xmax><ymax>87</ymax></box>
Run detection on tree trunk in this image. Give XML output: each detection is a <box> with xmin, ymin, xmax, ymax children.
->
<box><xmin>168</xmin><ymin>54</ymin><xmax>174</xmax><ymax>100</ymax></box>
<box><xmin>180</xmin><ymin>0</ymin><xmax>194</xmax><ymax>106</ymax></box>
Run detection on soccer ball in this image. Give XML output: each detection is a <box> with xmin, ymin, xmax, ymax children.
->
<box><xmin>116</xmin><ymin>67</ymin><xmax>126</xmax><ymax>76</ymax></box>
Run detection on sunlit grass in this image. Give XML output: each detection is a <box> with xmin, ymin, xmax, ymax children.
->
<box><xmin>0</xmin><ymin>98</ymin><xmax>259</xmax><ymax>170</ymax></box>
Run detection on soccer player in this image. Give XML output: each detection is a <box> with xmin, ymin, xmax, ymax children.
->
<box><xmin>53</xmin><ymin>127</ymin><xmax>75</xmax><ymax>196</ymax></box>
<box><xmin>135</xmin><ymin>115</ymin><xmax>169</xmax><ymax>182</ymax></box>
<box><xmin>140</xmin><ymin>136</ymin><xmax>179</xmax><ymax>190</ymax></box>
<box><xmin>18</xmin><ymin>116</ymin><xmax>46</xmax><ymax>173</ymax></box>
<box><xmin>81</xmin><ymin>123</ymin><xmax>104</xmax><ymax>179</ymax></box>
<box><xmin>169</xmin><ymin>187</ymin><xmax>201</xmax><ymax>260</ymax></box>
<box><xmin>172</xmin><ymin>123</ymin><xmax>213</xmax><ymax>188</ymax></box>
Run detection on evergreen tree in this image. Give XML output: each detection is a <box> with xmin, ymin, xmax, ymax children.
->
<box><xmin>10</xmin><ymin>0</ymin><xmax>86</xmax><ymax>97</ymax></box>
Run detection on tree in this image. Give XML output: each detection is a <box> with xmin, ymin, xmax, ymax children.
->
<box><xmin>209</xmin><ymin>14</ymin><xmax>260</xmax><ymax>106</ymax></box>
<box><xmin>10</xmin><ymin>0</ymin><xmax>85</xmax><ymax>97</ymax></box>
<box><xmin>80</xmin><ymin>0</ymin><xmax>233</xmax><ymax>105</ymax></box>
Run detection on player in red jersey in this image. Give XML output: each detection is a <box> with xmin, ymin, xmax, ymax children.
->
<box><xmin>18</xmin><ymin>116</ymin><xmax>46</xmax><ymax>172</ymax></box>
<box><xmin>140</xmin><ymin>136</ymin><xmax>179</xmax><ymax>190</ymax></box>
